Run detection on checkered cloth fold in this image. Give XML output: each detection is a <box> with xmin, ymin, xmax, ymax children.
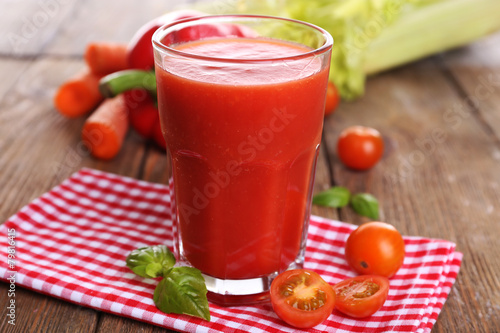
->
<box><xmin>0</xmin><ymin>168</ymin><xmax>461</xmax><ymax>332</ymax></box>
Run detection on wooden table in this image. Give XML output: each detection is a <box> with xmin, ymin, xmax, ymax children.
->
<box><xmin>1</xmin><ymin>1</ymin><xmax>499</xmax><ymax>332</ymax></box>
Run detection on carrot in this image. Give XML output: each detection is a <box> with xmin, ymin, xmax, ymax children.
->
<box><xmin>84</xmin><ymin>42</ymin><xmax>129</xmax><ymax>75</ymax></box>
<box><xmin>54</xmin><ymin>68</ymin><xmax>103</xmax><ymax>118</ymax></box>
<box><xmin>82</xmin><ymin>95</ymin><xmax>129</xmax><ymax>160</ymax></box>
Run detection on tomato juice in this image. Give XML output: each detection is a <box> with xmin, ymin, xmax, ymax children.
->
<box><xmin>156</xmin><ymin>37</ymin><xmax>329</xmax><ymax>280</ymax></box>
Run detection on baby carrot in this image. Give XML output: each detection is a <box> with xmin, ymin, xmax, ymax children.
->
<box><xmin>82</xmin><ymin>95</ymin><xmax>129</xmax><ymax>160</ymax></box>
<box><xmin>54</xmin><ymin>68</ymin><xmax>103</xmax><ymax>118</ymax></box>
<box><xmin>84</xmin><ymin>42</ymin><xmax>129</xmax><ymax>75</ymax></box>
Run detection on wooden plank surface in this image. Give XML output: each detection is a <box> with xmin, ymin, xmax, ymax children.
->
<box><xmin>323</xmin><ymin>55</ymin><xmax>500</xmax><ymax>332</ymax></box>
<box><xmin>0</xmin><ymin>0</ymin><xmax>80</xmax><ymax>56</ymax></box>
<box><xmin>0</xmin><ymin>1</ymin><xmax>499</xmax><ymax>332</ymax></box>
<box><xmin>44</xmin><ymin>0</ymin><xmax>180</xmax><ymax>56</ymax></box>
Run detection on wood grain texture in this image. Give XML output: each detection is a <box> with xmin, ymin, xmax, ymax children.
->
<box><xmin>435</xmin><ymin>35</ymin><xmax>500</xmax><ymax>333</ymax></box>
<box><xmin>310</xmin><ymin>144</ymin><xmax>341</xmax><ymax>221</ymax></box>
<box><xmin>0</xmin><ymin>0</ymin><xmax>499</xmax><ymax>332</ymax></box>
<box><xmin>322</xmin><ymin>55</ymin><xmax>500</xmax><ymax>332</ymax></box>
<box><xmin>441</xmin><ymin>33</ymin><xmax>500</xmax><ymax>140</ymax></box>
<box><xmin>0</xmin><ymin>282</ymin><xmax>99</xmax><ymax>333</ymax></box>
<box><xmin>44</xmin><ymin>0</ymin><xmax>178</xmax><ymax>56</ymax></box>
<box><xmin>0</xmin><ymin>0</ymin><xmax>80</xmax><ymax>56</ymax></box>
<box><xmin>96</xmin><ymin>312</ymin><xmax>171</xmax><ymax>333</ymax></box>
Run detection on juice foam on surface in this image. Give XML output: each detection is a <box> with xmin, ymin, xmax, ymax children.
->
<box><xmin>164</xmin><ymin>38</ymin><xmax>322</xmax><ymax>85</ymax></box>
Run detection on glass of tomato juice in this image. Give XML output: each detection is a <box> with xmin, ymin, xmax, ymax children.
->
<box><xmin>152</xmin><ymin>15</ymin><xmax>332</xmax><ymax>305</ymax></box>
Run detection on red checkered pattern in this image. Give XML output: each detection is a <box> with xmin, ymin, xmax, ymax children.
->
<box><xmin>0</xmin><ymin>168</ymin><xmax>462</xmax><ymax>332</ymax></box>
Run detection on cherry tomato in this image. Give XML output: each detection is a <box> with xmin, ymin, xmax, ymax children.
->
<box><xmin>333</xmin><ymin>275</ymin><xmax>389</xmax><ymax>318</ymax></box>
<box><xmin>270</xmin><ymin>269</ymin><xmax>335</xmax><ymax>329</ymax></box>
<box><xmin>345</xmin><ymin>222</ymin><xmax>405</xmax><ymax>278</ymax></box>
<box><xmin>324</xmin><ymin>81</ymin><xmax>340</xmax><ymax>117</ymax></box>
<box><xmin>337</xmin><ymin>126</ymin><xmax>384</xmax><ymax>170</ymax></box>
<box><xmin>123</xmin><ymin>89</ymin><xmax>165</xmax><ymax>149</ymax></box>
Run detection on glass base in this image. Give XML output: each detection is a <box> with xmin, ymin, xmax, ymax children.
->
<box><xmin>202</xmin><ymin>260</ymin><xmax>304</xmax><ymax>306</ymax></box>
<box><xmin>204</xmin><ymin>275</ymin><xmax>272</xmax><ymax>306</ymax></box>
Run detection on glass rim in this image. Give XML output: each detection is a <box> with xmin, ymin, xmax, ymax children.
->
<box><xmin>152</xmin><ymin>14</ymin><xmax>333</xmax><ymax>64</ymax></box>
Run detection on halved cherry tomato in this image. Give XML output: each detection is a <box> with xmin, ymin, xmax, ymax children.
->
<box><xmin>270</xmin><ymin>269</ymin><xmax>335</xmax><ymax>329</ymax></box>
<box><xmin>333</xmin><ymin>275</ymin><xmax>389</xmax><ymax>318</ymax></box>
<box><xmin>324</xmin><ymin>81</ymin><xmax>340</xmax><ymax>117</ymax></box>
<box><xmin>345</xmin><ymin>222</ymin><xmax>405</xmax><ymax>278</ymax></box>
<box><xmin>337</xmin><ymin>126</ymin><xmax>384</xmax><ymax>170</ymax></box>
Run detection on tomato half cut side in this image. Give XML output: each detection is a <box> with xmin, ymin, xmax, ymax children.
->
<box><xmin>270</xmin><ymin>269</ymin><xmax>336</xmax><ymax>329</ymax></box>
<box><xmin>333</xmin><ymin>275</ymin><xmax>389</xmax><ymax>318</ymax></box>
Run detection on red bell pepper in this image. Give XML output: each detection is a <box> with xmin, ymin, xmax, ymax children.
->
<box><xmin>127</xmin><ymin>9</ymin><xmax>257</xmax><ymax>70</ymax></box>
<box><xmin>127</xmin><ymin>10</ymin><xmax>206</xmax><ymax>70</ymax></box>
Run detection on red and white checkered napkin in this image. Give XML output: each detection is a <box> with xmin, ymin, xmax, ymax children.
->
<box><xmin>0</xmin><ymin>168</ymin><xmax>462</xmax><ymax>333</ymax></box>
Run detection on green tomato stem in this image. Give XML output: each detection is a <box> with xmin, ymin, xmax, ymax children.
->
<box><xmin>99</xmin><ymin>69</ymin><xmax>157</xmax><ymax>98</ymax></box>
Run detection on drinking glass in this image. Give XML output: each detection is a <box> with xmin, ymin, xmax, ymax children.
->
<box><xmin>153</xmin><ymin>15</ymin><xmax>333</xmax><ymax>305</ymax></box>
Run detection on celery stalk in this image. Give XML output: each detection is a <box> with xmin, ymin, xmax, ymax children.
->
<box><xmin>364</xmin><ymin>0</ymin><xmax>500</xmax><ymax>75</ymax></box>
<box><xmin>196</xmin><ymin>0</ymin><xmax>500</xmax><ymax>100</ymax></box>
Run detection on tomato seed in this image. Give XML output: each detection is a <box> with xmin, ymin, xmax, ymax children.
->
<box><xmin>352</xmin><ymin>281</ymin><xmax>379</xmax><ymax>298</ymax></box>
<box><xmin>280</xmin><ymin>284</ymin><xmax>295</xmax><ymax>297</ymax></box>
<box><xmin>337</xmin><ymin>280</ymin><xmax>380</xmax><ymax>299</ymax></box>
<box><xmin>287</xmin><ymin>289</ymin><xmax>326</xmax><ymax>311</ymax></box>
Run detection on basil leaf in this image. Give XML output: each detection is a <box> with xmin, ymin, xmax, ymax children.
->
<box><xmin>126</xmin><ymin>245</ymin><xmax>175</xmax><ymax>278</ymax></box>
<box><xmin>351</xmin><ymin>193</ymin><xmax>379</xmax><ymax>220</ymax></box>
<box><xmin>153</xmin><ymin>267</ymin><xmax>210</xmax><ymax>321</ymax></box>
<box><xmin>312</xmin><ymin>186</ymin><xmax>351</xmax><ymax>208</ymax></box>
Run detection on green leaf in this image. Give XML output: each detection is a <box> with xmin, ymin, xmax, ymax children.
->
<box><xmin>126</xmin><ymin>245</ymin><xmax>175</xmax><ymax>278</ymax></box>
<box><xmin>351</xmin><ymin>193</ymin><xmax>379</xmax><ymax>220</ymax></box>
<box><xmin>313</xmin><ymin>186</ymin><xmax>351</xmax><ymax>208</ymax></box>
<box><xmin>153</xmin><ymin>267</ymin><xmax>210</xmax><ymax>321</ymax></box>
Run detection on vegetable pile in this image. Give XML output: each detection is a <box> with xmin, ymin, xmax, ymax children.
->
<box><xmin>53</xmin><ymin>10</ymin><xmax>207</xmax><ymax>160</ymax></box>
<box><xmin>201</xmin><ymin>0</ymin><xmax>500</xmax><ymax>100</ymax></box>
<box><xmin>55</xmin><ymin>9</ymin><xmax>340</xmax><ymax>159</ymax></box>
